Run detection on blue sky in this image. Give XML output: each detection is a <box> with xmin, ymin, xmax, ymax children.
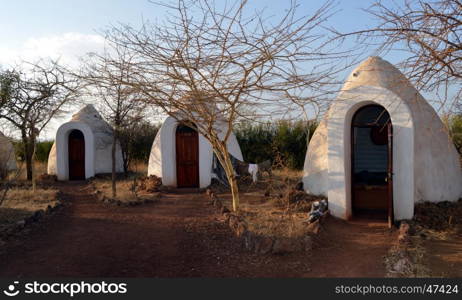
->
<box><xmin>0</xmin><ymin>0</ymin><xmax>381</xmax><ymax>66</ymax></box>
<box><xmin>0</xmin><ymin>0</ymin><xmax>416</xmax><ymax>138</ymax></box>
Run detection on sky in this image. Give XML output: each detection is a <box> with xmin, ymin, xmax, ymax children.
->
<box><xmin>0</xmin><ymin>0</ymin><xmax>406</xmax><ymax>139</ymax></box>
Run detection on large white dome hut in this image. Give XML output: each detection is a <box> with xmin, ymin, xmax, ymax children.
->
<box><xmin>302</xmin><ymin>56</ymin><xmax>462</xmax><ymax>221</ymax></box>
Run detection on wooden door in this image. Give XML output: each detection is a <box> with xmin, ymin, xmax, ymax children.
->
<box><xmin>176</xmin><ymin>125</ymin><xmax>199</xmax><ymax>187</ymax></box>
<box><xmin>68</xmin><ymin>130</ymin><xmax>85</xmax><ymax>180</ymax></box>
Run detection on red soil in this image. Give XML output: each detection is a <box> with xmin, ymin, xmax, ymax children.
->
<box><xmin>0</xmin><ymin>182</ymin><xmax>396</xmax><ymax>277</ymax></box>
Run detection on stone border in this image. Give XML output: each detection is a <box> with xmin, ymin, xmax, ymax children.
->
<box><xmin>90</xmin><ymin>182</ymin><xmax>160</xmax><ymax>207</ymax></box>
<box><xmin>205</xmin><ymin>188</ymin><xmax>318</xmax><ymax>255</ymax></box>
<box><xmin>0</xmin><ymin>191</ymin><xmax>64</xmax><ymax>242</ymax></box>
<box><xmin>384</xmin><ymin>221</ymin><xmax>425</xmax><ymax>277</ymax></box>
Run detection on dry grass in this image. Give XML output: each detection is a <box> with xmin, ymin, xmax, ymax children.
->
<box><xmin>0</xmin><ymin>187</ymin><xmax>58</xmax><ymax>225</ymax></box>
<box><xmin>6</xmin><ymin>161</ymin><xmax>48</xmax><ymax>181</ymax></box>
<box><xmin>129</xmin><ymin>160</ymin><xmax>149</xmax><ymax>175</ymax></box>
<box><xmin>216</xmin><ymin>168</ymin><xmax>319</xmax><ymax>239</ymax></box>
<box><xmin>92</xmin><ymin>177</ymin><xmax>139</xmax><ymax>203</ymax></box>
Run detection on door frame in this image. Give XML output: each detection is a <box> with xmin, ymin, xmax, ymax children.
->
<box><xmin>350</xmin><ymin>104</ymin><xmax>393</xmax><ymax>225</ymax></box>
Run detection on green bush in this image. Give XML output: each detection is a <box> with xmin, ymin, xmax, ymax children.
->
<box><xmin>448</xmin><ymin>114</ymin><xmax>462</xmax><ymax>155</ymax></box>
<box><xmin>235</xmin><ymin>120</ymin><xmax>318</xmax><ymax>170</ymax></box>
<box><xmin>12</xmin><ymin>140</ymin><xmax>53</xmax><ymax>162</ymax></box>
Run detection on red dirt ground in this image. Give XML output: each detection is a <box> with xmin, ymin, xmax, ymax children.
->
<box><xmin>424</xmin><ymin>227</ymin><xmax>462</xmax><ymax>277</ymax></box>
<box><xmin>0</xmin><ymin>182</ymin><xmax>396</xmax><ymax>277</ymax></box>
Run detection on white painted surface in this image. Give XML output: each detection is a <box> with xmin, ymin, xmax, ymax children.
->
<box><xmin>148</xmin><ymin>115</ymin><xmax>243</xmax><ymax>188</ymax></box>
<box><xmin>0</xmin><ymin>131</ymin><xmax>17</xmax><ymax>172</ymax></box>
<box><xmin>47</xmin><ymin>105</ymin><xmax>123</xmax><ymax>180</ymax></box>
<box><xmin>302</xmin><ymin>57</ymin><xmax>462</xmax><ymax>220</ymax></box>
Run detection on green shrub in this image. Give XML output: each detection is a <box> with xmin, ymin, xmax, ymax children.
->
<box><xmin>12</xmin><ymin>140</ymin><xmax>53</xmax><ymax>162</ymax></box>
<box><xmin>235</xmin><ymin>120</ymin><xmax>318</xmax><ymax>170</ymax></box>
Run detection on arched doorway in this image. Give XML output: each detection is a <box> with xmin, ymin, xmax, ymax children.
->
<box><xmin>68</xmin><ymin>130</ymin><xmax>85</xmax><ymax>180</ymax></box>
<box><xmin>175</xmin><ymin>124</ymin><xmax>199</xmax><ymax>187</ymax></box>
<box><xmin>351</xmin><ymin>105</ymin><xmax>393</xmax><ymax>224</ymax></box>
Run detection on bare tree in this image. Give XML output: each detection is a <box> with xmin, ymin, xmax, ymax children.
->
<box><xmin>0</xmin><ymin>60</ymin><xmax>81</xmax><ymax>189</ymax></box>
<box><xmin>80</xmin><ymin>44</ymin><xmax>146</xmax><ymax>198</ymax></box>
<box><xmin>107</xmin><ymin>0</ymin><xmax>345</xmax><ymax>211</ymax></box>
<box><xmin>336</xmin><ymin>0</ymin><xmax>462</xmax><ymax>110</ymax></box>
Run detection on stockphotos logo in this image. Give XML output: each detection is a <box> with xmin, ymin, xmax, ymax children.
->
<box><xmin>3</xmin><ymin>281</ymin><xmax>127</xmax><ymax>297</ymax></box>
<box><xmin>3</xmin><ymin>281</ymin><xmax>20</xmax><ymax>297</ymax></box>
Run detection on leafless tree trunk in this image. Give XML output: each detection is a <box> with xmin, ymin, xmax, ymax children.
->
<box><xmin>79</xmin><ymin>43</ymin><xmax>146</xmax><ymax>199</ymax></box>
<box><xmin>105</xmin><ymin>0</ymin><xmax>346</xmax><ymax>211</ymax></box>
<box><xmin>0</xmin><ymin>60</ymin><xmax>81</xmax><ymax>184</ymax></box>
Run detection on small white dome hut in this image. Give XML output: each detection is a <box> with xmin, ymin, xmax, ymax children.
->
<box><xmin>0</xmin><ymin>131</ymin><xmax>17</xmax><ymax>176</ymax></box>
<box><xmin>148</xmin><ymin>115</ymin><xmax>243</xmax><ymax>188</ymax></box>
<box><xmin>302</xmin><ymin>56</ymin><xmax>462</xmax><ymax>221</ymax></box>
<box><xmin>47</xmin><ymin>105</ymin><xmax>123</xmax><ymax>180</ymax></box>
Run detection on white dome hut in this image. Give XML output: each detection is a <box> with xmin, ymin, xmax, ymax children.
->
<box><xmin>0</xmin><ymin>131</ymin><xmax>17</xmax><ymax>176</ymax></box>
<box><xmin>47</xmin><ymin>105</ymin><xmax>123</xmax><ymax>180</ymax></box>
<box><xmin>302</xmin><ymin>56</ymin><xmax>462</xmax><ymax>221</ymax></box>
<box><xmin>148</xmin><ymin>115</ymin><xmax>243</xmax><ymax>188</ymax></box>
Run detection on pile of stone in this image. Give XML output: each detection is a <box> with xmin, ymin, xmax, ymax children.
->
<box><xmin>92</xmin><ymin>189</ymin><xmax>158</xmax><ymax>207</ymax></box>
<box><xmin>0</xmin><ymin>199</ymin><xmax>63</xmax><ymax>242</ymax></box>
<box><xmin>38</xmin><ymin>173</ymin><xmax>58</xmax><ymax>182</ymax></box>
<box><xmin>136</xmin><ymin>175</ymin><xmax>162</xmax><ymax>193</ymax></box>
<box><xmin>385</xmin><ymin>221</ymin><xmax>422</xmax><ymax>277</ymax></box>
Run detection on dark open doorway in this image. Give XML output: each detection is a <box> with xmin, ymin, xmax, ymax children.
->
<box><xmin>68</xmin><ymin>129</ymin><xmax>85</xmax><ymax>180</ymax></box>
<box><xmin>176</xmin><ymin>124</ymin><xmax>199</xmax><ymax>188</ymax></box>
<box><xmin>351</xmin><ymin>105</ymin><xmax>393</xmax><ymax>225</ymax></box>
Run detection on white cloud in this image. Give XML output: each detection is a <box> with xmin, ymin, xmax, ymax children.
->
<box><xmin>0</xmin><ymin>32</ymin><xmax>105</xmax><ymax>68</ymax></box>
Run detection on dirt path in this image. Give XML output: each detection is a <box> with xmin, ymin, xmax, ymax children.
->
<box><xmin>424</xmin><ymin>227</ymin><xmax>462</xmax><ymax>277</ymax></box>
<box><xmin>0</xmin><ymin>182</ymin><xmax>395</xmax><ymax>277</ymax></box>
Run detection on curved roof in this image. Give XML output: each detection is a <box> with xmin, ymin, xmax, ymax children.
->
<box><xmin>342</xmin><ymin>56</ymin><xmax>423</xmax><ymax>106</ymax></box>
<box><xmin>71</xmin><ymin>104</ymin><xmax>114</xmax><ymax>150</ymax></box>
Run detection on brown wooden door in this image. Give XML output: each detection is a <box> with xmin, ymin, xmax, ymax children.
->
<box><xmin>68</xmin><ymin>130</ymin><xmax>85</xmax><ymax>180</ymax></box>
<box><xmin>176</xmin><ymin>125</ymin><xmax>199</xmax><ymax>187</ymax></box>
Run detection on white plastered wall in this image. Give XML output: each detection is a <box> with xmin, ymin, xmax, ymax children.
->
<box><xmin>148</xmin><ymin>116</ymin><xmax>243</xmax><ymax>188</ymax></box>
<box><xmin>327</xmin><ymin>86</ymin><xmax>415</xmax><ymax>220</ymax></box>
<box><xmin>51</xmin><ymin>121</ymin><xmax>96</xmax><ymax>180</ymax></box>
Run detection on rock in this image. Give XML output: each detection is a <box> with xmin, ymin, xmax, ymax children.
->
<box><xmin>295</xmin><ymin>182</ymin><xmax>304</xmax><ymax>191</ymax></box>
<box><xmin>38</xmin><ymin>173</ymin><xmax>57</xmax><ymax>182</ymax></box>
<box><xmin>255</xmin><ymin>236</ymin><xmax>273</xmax><ymax>254</ymax></box>
<box><xmin>397</xmin><ymin>222</ymin><xmax>412</xmax><ymax>245</ymax></box>
<box><xmin>228</xmin><ymin>215</ymin><xmax>239</xmax><ymax>231</ymax></box>
<box><xmin>399</xmin><ymin>222</ymin><xmax>410</xmax><ymax>235</ymax></box>
<box><xmin>33</xmin><ymin>210</ymin><xmax>45</xmax><ymax>222</ymax></box>
<box><xmin>214</xmin><ymin>200</ymin><xmax>223</xmax><ymax>209</ymax></box>
<box><xmin>393</xmin><ymin>257</ymin><xmax>412</xmax><ymax>274</ymax></box>
<box><xmin>307</xmin><ymin>220</ymin><xmax>321</xmax><ymax>234</ymax></box>
<box><xmin>16</xmin><ymin>220</ymin><xmax>26</xmax><ymax>228</ymax></box>
<box><xmin>272</xmin><ymin>238</ymin><xmax>297</xmax><ymax>254</ymax></box>
<box><xmin>302</xmin><ymin>235</ymin><xmax>313</xmax><ymax>252</ymax></box>
<box><xmin>235</xmin><ymin>222</ymin><xmax>248</xmax><ymax>237</ymax></box>
<box><xmin>243</xmin><ymin>231</ymin><xmax>257</xmax><ymax>251</ymax></box>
